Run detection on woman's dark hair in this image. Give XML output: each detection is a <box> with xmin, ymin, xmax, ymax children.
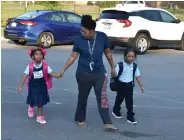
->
<box><xmin>124</xmin><ymin>48</ymin><xmax>137</xmax><ymax>60</ymax></box>
<box><xmin>31</xmin><ymin>48</ymin><xmax>45</xmax><ymax>59</ymax></box>
<box><xmin>81</xmin><ymin>15</ymin><xmax>96</xmax><ymax>30</ymax></box>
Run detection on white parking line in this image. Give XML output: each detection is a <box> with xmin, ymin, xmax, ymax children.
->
<box><xmin>53</xmin><ymin>87</ymin><xmax>184</xmax><ymax>105</ymax></box>
<box><xmin>2</xmin><ymin>87</ymin><xmax>184</xmax><ymax>109</ymax></box>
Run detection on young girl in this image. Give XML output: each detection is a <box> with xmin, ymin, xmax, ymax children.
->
<box><xmin>18</xmin><ymin>48</ymin><xmax>59</xmax><ymax>124</ymax></box>
<box><xmin>112</xmin><ymin>48</ymin><xmax>144</xmax><ymax>124</ymax></box>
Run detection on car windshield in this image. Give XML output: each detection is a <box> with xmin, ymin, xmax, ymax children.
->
<box><xmin>16</xmin><ymin>11</ymin><xmax>44</xmax><ymax>19</ymax></box>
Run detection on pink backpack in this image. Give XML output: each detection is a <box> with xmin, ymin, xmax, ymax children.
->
<box><xmin>26</xmin><ymin>60</ymin><xmax>52</xmax><ymax>91</ymax></box>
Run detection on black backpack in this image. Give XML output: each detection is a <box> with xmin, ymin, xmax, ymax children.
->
<box><xmin>110</xmin><ymin>62</ymin><xmax>137</xmax><ymax>91</ymax></box>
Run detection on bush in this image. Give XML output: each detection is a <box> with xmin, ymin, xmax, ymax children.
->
<box><xmin>39</xmin><ymin>1</ymin><xmax>62</xmax><ymax>10</ymax></box>
<box><xmin>99</xmin><ymin>1</ymin><xmax>119</xmax><ymax>8</ymax></box>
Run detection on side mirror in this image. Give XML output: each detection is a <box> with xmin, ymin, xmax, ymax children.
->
<box><xmin>95</xmin><ymin>18</ymin><xmax>100</xmax><ymax>22</ymax></box>
<box><xmin>176</xmin><ymin>19</ymin><xmax>181</xmax><ymax>23</ymax></box>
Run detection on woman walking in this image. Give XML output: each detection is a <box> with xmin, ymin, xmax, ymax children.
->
<box><xmin>58</xmin><ymin>15</ymin><xmax>117</xmax><ymax>131</ymax></box>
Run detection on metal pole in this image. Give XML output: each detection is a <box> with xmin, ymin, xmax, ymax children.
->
<box><xmin>98</xmin><ymin>5</ymin><xmax>100</xmax><ymax>15</ymax></box>
<box><xmin>73</xmin><ymin>1</ymin><xmax>76</xmax><ymax>13</ymax></box>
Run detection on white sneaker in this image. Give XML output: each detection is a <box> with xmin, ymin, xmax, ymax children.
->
<box><xmin>112</xmin><ymin>112</ymin><xmax>123</xmax><ymax>119</ymax></box>
<box><xmin>127</xmin><ymin>118</ymin><xmax>138</xmax><ymax>125</ymax></box>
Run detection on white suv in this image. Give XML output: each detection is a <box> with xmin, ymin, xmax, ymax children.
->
<box><xmin>96</xmin><ymin>7</ymin><xmax>184</xmax><ymax>54</ymax></box>
<box><xmin>124</xmin><ymin>1</ymin><xmax>146</xmax><ymax>8</ymax></box>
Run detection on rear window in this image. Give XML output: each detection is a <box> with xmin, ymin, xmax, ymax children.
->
<box><xmin>16</xmin><ymin>11</ymin><xmax>45</xmax><ymax>19</ymax></box>
<box><xmin>139</xmin><ymin>1</ymin><xmax>144</xmax><ymax>4</ymax></box>
<box><xmin>125</xmin><ymin>1</ymin><xmax>138</xmax><ymax>4</ymax></box>
<box><xmin>100</xmin><ymin>10</ymin><xmax>129</xmax><ymax>19</ymax></box>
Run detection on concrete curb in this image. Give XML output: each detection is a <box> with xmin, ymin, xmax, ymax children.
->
<box><xmin>1</xmin><ymin>37</ymin><xmax>73</xmax><ymax>50</ymax></box>
<box><xmin>1</xmin><ymin>37</ymin><xmax>8</xmax><ymax>41</ymax></box>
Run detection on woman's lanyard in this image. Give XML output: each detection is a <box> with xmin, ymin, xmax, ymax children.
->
<box><xmin>88</xmin><ymin>33</ymin><xmax>97</xmax><ymax>71</ymax></box>
<box><xmin>88</xmin><ymin>33</ymin><xmax>97</xmax><ymax>61</ymax></box>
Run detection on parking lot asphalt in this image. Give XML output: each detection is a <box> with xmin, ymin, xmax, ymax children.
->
<box><xmin>1</xmin><ymin>40</ymin><xmax>184</xmax><ymax>140</ymax></box>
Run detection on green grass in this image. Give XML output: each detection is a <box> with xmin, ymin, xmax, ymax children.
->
<box><xmin>1</xmin><ymin>2</ymin><xmax>184</xmax><ymax>36</ymax></box>
<box><xmin>165</xmin><ymin>8</ymin><xmax>184</xmax><ymax>21</ymax></box>
<box><xmin>1</xmin><ymin>2</ymin><xmax>45</xmax><ymax>29</ymax></box>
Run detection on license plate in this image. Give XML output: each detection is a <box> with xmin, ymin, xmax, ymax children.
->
<box><xmin>7</xmin><ymin>33</ymin><xmax>17</xmax><ymax>36</ymax></box>
<box><xmin>11</xmin><ymin>22</ymin><xmax>17</xmax><ymax>27</ymax></box>
<box><xmin>104</xmin><ymin>23</ymin><xmax>111</xmax><ymax>29</ymax></box>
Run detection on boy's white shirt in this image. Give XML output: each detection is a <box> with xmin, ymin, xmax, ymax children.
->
<box><xmin>24</xmin><ymin>62</ymin><xmax>52</xmax><ymax>75</ymax></box>
<box><xmin>115</xmin><ymin>61</ymin><xmax>140</xmax><ymax>83</ymax></box>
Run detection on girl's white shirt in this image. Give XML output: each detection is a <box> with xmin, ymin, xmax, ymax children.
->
<box><xmin>115</xmin><ymin>60</ymin><xmax>140</xmax><ymax>83</ymax></box>
<box><xmin>24</xmin><ymin>62</ymin><xmax>52</xmax><ymax>75</ymax></box>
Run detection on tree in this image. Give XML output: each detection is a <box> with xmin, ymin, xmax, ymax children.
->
<box><xmin>99</xmin><ymin>1</ymin><xmax>119</xmax><ymax>8</ymax></box>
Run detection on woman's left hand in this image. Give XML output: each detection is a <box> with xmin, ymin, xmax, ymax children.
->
<box><xmin>111</xmin><ymin>68</ymin><xmax>117</xmax><ymax>77</ymax></box>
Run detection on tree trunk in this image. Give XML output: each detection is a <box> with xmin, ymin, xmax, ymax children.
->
<box><xmin>73</xmin><ymin>1</ymin><xmax>76</xmax><ymax>13</ymax></box>
<box><xmin>20</xmin><ymin>1</ymin><xmax>22</xmax><ymax>8</ymax></box>
<box><xmin>32</xmin><ymin>0</ymin><xmax>35</xmax><ymax>6</ymax></box>
<box><xmin>155</xmin><ymin>1</ymin><xmax>162</xmax><ymax>8</ymax></box>
<box><xmin>25</xmin><ymin>0</ymin><xmax>28</xmax><ymax>11</ymax></box>
<box><xmin>25</xmin><ymin>0</ymin><xmax>28</xmax><ymax>8</ymax></box>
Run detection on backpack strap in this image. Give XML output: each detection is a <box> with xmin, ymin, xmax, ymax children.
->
<box><xmin>26</xmin><ymin>62</ymin><xmax>34</xmax><ymax>92</ymax></box>
<box><xmin>43</xmin><ymin>61</ymin><xmax>52</xmax><ymax>89</ymax></box>
<box><xmin>132</xmin><ymin>62</ymin><xmax>138</xmax><ymax>86</ymax></box>
<box><xmin>29</xmin><ymin>62</ymin><xmax>34</xmax><ymax>77</ymax></box>
<box><xmin>43</xmin><ymin>61</ymin><xmax>48</xmax><ymax>79</ymax></box>
<box><xmin>118</xmin><ymin>62</ymin><xmax>123</xmax><ymax>77</ymax></box>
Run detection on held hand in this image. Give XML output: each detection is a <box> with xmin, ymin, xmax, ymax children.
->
<box><xmin>57</xmin><ymin>73</ymin><xmax>63</xmax><ymax>79</ymax></box>
<box><xmin>111</xmin><ymin>68</ymin><xmax>117</xmax><ymax>77</ymax></box>
<box><xmin>140</xmin><ymin>86</ymin><xmax>145</xmax><ymax>93</ymax></box>
<box><xmin>18</xmin><ymin>87</ymin><xmax>22</xmax><ymax>94</ymax></box>
<box><xmin>58</xmin><ymin>69</ymin><xmax>65</xmax><ymax>79</ymax></box>
<box><xmin>57</xmin><ymin>74</ymin><xmax>60</xmax><ymax>79</ymax></box>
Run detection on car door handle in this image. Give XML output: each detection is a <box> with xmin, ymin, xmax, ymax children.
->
<box><xmin>49</xmin><ymin>22</ymin><xmax>55</xmax><ymax>25</ymax></box>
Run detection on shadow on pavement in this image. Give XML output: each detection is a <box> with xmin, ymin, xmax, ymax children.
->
<box><xmin>7</xmin><ymin>40</ymin><xmax>74</xmax><ymax>46</ymax></box>
<box><xmin>120</xmin><ymin>131</ymin><xmax>159</xmax><ymax>138</ymax></box>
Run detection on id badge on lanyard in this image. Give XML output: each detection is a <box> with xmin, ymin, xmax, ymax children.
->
<box><xmin>88</xmin><ymin>34</ymin><xmax>97</xmax><ymax>71</ymax></box>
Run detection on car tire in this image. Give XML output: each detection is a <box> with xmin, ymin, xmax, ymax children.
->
<box><xmin>37</xmin><ymin>32</ymin><xmax>54</xmax><ymax>49</ymax></box>
<box><xmin>133</xmin><ymin>33</ymin><xmax>150</xmax><ymax>55</ymax></box>
<box><xmin>179</xmin><ymin>35</ymin><xmax>184</xmax><ymax>51</ymax></box>
<box><xmin>13</xmin><ymin>40</ymin><xmax>27</xmax><ymax>45</ymax></box>
<box><xmin>110</xmin><ymin>45</ymin><xmax>115</xmax><ymax>50</ymax></box>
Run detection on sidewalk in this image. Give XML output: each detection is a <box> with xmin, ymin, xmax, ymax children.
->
<box><xmin>1</xmin><ymin>37</ymin><xmax>8</xmax><ymax>41</ymax></box>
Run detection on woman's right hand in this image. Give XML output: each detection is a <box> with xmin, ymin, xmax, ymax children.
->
<box><xmin>18</xmin><ymin>87</ymin><xmax>22</xmax><ymax>94</ymax></box>
<box><xmin>58</xmin><ymin>69</ymin><xmax>65</xmax><ymax>78</ymax></box>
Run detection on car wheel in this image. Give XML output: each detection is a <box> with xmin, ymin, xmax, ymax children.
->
<box><xmin>110</xmin><ymin>45</ymin><xmax>115</xmax><ymax>50</ymax></box>
<box><xmin>37</xmin><ymin>32</ymin><xmax>54</xmax><ymax>49</ymax></box>
<box><xmin>179</xmin><ymin>35</ymin><xmax>184</xmax><ymax>51</ymax></box>
<box><xmin>133</xmin><ymin>33</ymin><xmax>150</xmax><ymax>55</ymax></box>
<box><xmin>13</xmin><ymin>40</ymin><xmax>27</xmax><ymax>45</ymax></box>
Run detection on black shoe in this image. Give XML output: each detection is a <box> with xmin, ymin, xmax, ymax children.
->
<box><xmin>127</xmin><ymin>118</ymin><xmax>138</xmax><ymax>124</ymax></box>
<box><xmin>112</xmin><ymin>111</ymin><xmax>123</xmax><ymax>119</ymax></box>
